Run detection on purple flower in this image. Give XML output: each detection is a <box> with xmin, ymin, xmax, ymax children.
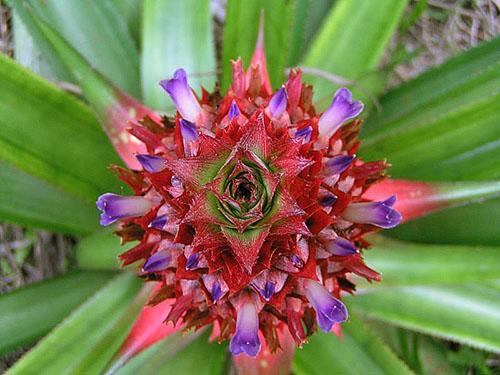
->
<box><xmin>318</xmin><ymin>88</ymin><xmax>364</xmax><ymax>138</ymax></box>
<box><xmin>143</xmin><ymin>251</ymin><xmax>171</xmax><ymax>273</ymax></box>
<box><xmin>267</xmin><ymin>86</ymin><xmax>287</xmax><ymax>118</ymax></box>
<box><xmin>295</xmin><ymin>126</ymin><xmax>312</xmax><ymax>142</ymax></box>
<box><xmin>323</xmin><ymin>155</ymin><xmax>355</xmax><ymax>176</ymax></box>
<box><xmin>185</xmin><ymin>253</ymin><xmax>200</xmax><ymax>270</ymax></box>
<box><xmin>229</xmin><ymin>302</ymin><xmax>261</xmax><ymax>357</ymax></box>
<box><xmin>342</xmin><ymin>195</ymin><xmax>401</xmax><ymax>229</ymax></box>
<box><xmin>304</xmin><ymin>280</ymin><xmax>348</xmax><ymax>332</ymax></box>
<box><xmin>136</xmin><ymin>154</ymin><xmax>166</xmax><ymax>173</ymax></box>
<box><xmin>159</xmin><ymin>69</ymin><xmax>201</xmax><ymax>122</ymax></box>
<box><xmin>228</xmin><ymin>100</ymin><xmax>240</xmax><ymax>120</ymax></box>
<box><xmin>148</xmin><ymin>214</ymin><xmax>167</xmax><ymax>230</ymax></box>
<box><xmin>211</xmin><ymin>282</ymin><xmax>223</xmax><ymax>303</ymax></box>
<box><xmin>319</xmin><ymin>193</ymin><xmax>337</xmax><ymax>207</ymax></box>
<box><xmin>96</xmin><ymin>193</ymin><xmax>153</xmax><ymax>226</ymax></box>
<box><xmin>260</xmin><ymin>281</ymin><xmax>276</xmax><ymax>301</ymax></box>
<box><xmin>180</xmin><ymin>119</ymin><xmax>199</xmax><ymax>157</ymax></box>
<box><xmin>325</xmin><ymin>237</ymin><xmax>357</xmax><ymax>256</ymax></box>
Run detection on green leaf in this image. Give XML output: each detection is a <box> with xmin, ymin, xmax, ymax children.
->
<box><xmin>361</xmin><ymin>37</ymin><xmax>500</xmax><ymax>181</ymax></box>
<box><xmin>301</xmin><ymin>0</ymin><xmax>409</xmax><ymax>108</ymax></box>
<box><xmin>12</xmin><ymin>12</ymin><xmax>70</xmax><ymax>81</ymax></box>
<box><xmin>109</xmin><ymin>0</ymin><xmax>143</xmax><ymax>48</ymax></box>
<box><xmin>293</xmin><ymin>314</ymin><xmax>413</xmax><ymax>375</ymax></box>
<box><xmin>0</xmin><ymin>54</ymin><xmax>122</xmax><ymax>203</ymax></box>
<box><xmin>287</xmin><ymin>0</ymin><xmax>335</xmax><ymax>67</ymax></box>
<box><xmin>0</xmin><ymin>160</ymin><xmax>99</xmax><ymax>235</ymax></box>
<box><xmin>115</xmin><ymin>330</ymin><xmax>228</xmax><ymax>375</ymax></box>
<box><xmin>221</xmin><ymin>0</ymin><xmax>294</xmax><ymax>92</ymax></box>
<box><xmin>0</xmin><ymin>270</ymin><xmax>115</xmax><ymax>355</ymax></box>
<box><xmin>76</xmin><ymin>229</ymin><xmax>137</xmax><ymax>270</ymax></box>
<box><xmin>9</xmin><ymin>0</ymin><xmax>141</xmax><ymax>97</ymax></box>
<box><xmin>389</xmin><ymin>197</ymin><xmax>500</xmax><ymax>246</ymax></box>
<box><xmin>142</xmin><ymin>0</ymin><xmax>216</xmax><ymax>111</ymax></box>
<box><xmin>349</xmin><ymin>284</ymin><xmax>500</xmax><ymax>353</ymax></box>
<box><xmin>8</xmin><ymin>273</ymin><xmax>144</xmax><ymax>374</ymax></box>
<box><xmin>363</xmin><ymin>239</ymin><xmax>500</xmax><ymax>286</ymax></box>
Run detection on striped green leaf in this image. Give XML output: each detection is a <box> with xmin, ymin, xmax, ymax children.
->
<box><xmin>221</xmin><ymin>0</ymin><xmax>295</xmax><ymax>92</ymax></box>
<box><xmin>0</xmin><ymin>270</ymin><xmax>115</xmax><ymax>355</ymax></box>
<box><xmin>293</xmin><ymin>314</ymin><xmax>413</xmax><ymax>375</ymax></box>
<box><xmin>8</xmin><ymin>273</ymin><xmax>143</xmax><ymax>374</ymax></box>
<box><xmin>363</xmin><ymin>239</ymin><xmax>500</xmax><ymax>286</ymax></box>
<box><xmin>9</xmin><ymin>0</ymin><xmax>141</xmax><ymax>97</ymax></box>
<box><xmin>0</xmin><ymin>54</ymin><xmax>122</xmax><ymax>203</ymax></box>
<box><xmin>301</xmin><ymin>0</ymin><xmax>409</xmax><ymax>108</ymax></box>
<box><xmin>141</xmin><ymin>0</ymin><xmax>216</xmax><ymax>111</ymax></box>
<box><xmin>349</xmin><ymin>284</ymin><xmax>500</xmax><ymax>353</ymax></box>
<box><xmin>361</xmin><ymin>37</ymin><xmax>500</xmax><ymax>181</ymax></box>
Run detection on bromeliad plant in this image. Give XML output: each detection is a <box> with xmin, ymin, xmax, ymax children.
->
<box><xmin>96</xmin><ymin>36</ymin><xmax>401</xmax><ymax>356</ymax></box>
<box><xmin>1</xmin><ymin>0</ymin><xmax>500</xmax><ymax>374</ymax></box>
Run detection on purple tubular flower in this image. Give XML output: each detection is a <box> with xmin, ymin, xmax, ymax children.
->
<box><xmin>148</xmin><ymin>214</ymin><xmax>167</xmax><ymax>230</ymax></box>
<box><xmin>180</xmin><ymin>119</ymin><xmax>199</xmax><ymax>157</ymax></box>
<box><xmin>324</xmin><ymin>155</ymin><xmax>356</xmax><ymax>176</ymax></box>
<box><xmin>325</xmin><ymin>237</ymin><xmax>357</xmax><ymax>256</ymax></box>
<box><xmin>260</xmin><ymin>281</ymin><xmax>276</xmax><ymax>301</ymax></box>
<box><xmin>342</xmin><ymin>195</ymin><xmax>402</xmax><ymax>229</ymax></box>
<box><xmin>228</xmin><ymin>100</ymin><xmax>240</xmax><ymax>120</ymax></box>
<box><xmin>211</xmin><ymin>282</ymin><xmax>223</xmax><ymax>303</ymax></box>
<box><xmin>267</xmin><ymin>86</ymin><xmax>287</xmax><ymax>118</ymax></box>
<box><xmin>159</xmin><ymin>69</ymin><xmax>201</xmax><ymax>122</ymax></box>
<box><xmin>96</xmin><ymin>193</ymin><xmax>153</xmax><ymax>226</ymax></box>
<box><xmin>229</xmin><ymin>302</ymin><xmax>261</xmax><ymax>357</ymax></box>
<box><xmin>319</xmin><ymin>193</ymin><xmax>337</xmax><ymax>207</ymax></box>
<box><xmin>136</xmin><ymin>154</ymin><xmax>167</xmax><ymax>173</ymax></box>
<box><xmin>186</xmin><ymin>253</ymin><xmax>200</xmax><ymax>270</ymax></box>
<box><xmin>304</xmin><ymin>280</ymin><xmax>348</xmax><ymax>332</ymax></box>
<box><xmin>295</xmin><ymin>126</ymin><xmax>312</xmax><ymax>142</ymax></box>
<box><xmin>318</xmin><ymin>88</ymin><xmax>364</xmax><ymax>138</ymax></box>
<box><xmin>143</xmin><ymin>251</ymin><xmax>171</xmax><ymax>273</ymax></box>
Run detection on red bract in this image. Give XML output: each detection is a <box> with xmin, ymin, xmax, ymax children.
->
<box><xmin>97</xmin><ymin>40</ymin><xmax>401</xmax><ymax>357</ymax></box>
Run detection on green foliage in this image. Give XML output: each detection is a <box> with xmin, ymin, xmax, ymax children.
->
<box><xmin>293</xmin><ymin>315</ymin><xmax>412</xmax><ymax>374</ymax></box>
<box><xmin>116</xmin><ymin>330</ymin><xmax>228</xmax><ymax>374</ymax></box>
<box><xmin>389</xmin><ymin>197</ymin><xmax>500</xmax><ymax>246</ymax></box>
<box><xmin>8</xmin><ymin>273</ymin><xmax>143</xmax><ymax>374</ymax></box>
<box><xmin>75</xmin><ymin>229</ymin><xmax>136</xmax><ymax>270</ymax></box>
<box><xmin>221</xmin><ymin>0</ymin><xmax>294</xmax><ymax>91</ymax></box>
<box><xmin>0</xmin><ymin>271</ymin><xmax>115</xmax><ymax>355</ymax></box>
<box><xmin>365</xmin><ymin>239</ymin><xmax>500</xmax><ymax>286</ymax></box>
<box><xmin>361</xmin><ymin>37</ymin><xmax>500</xmax><ymax>181</ymax></box>
<box><xmin>141</xmin><ymin>0</ymin><xmax>216</xmax><ymax>111</ymax></box>
<box><xmin>349</xmin><ymin>284</ymin><xmax>500</xmax><ymax>353</ymax></box>
<box><xmin>302</xmin><ymin>0</ymin><xmax>409</xmax><ymax>108</ymax></box>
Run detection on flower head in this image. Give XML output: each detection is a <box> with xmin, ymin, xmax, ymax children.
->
<box><xmin>97</xmin><ymin>42</ymin><xmax>400</xmax><ymax>356</ymax></box>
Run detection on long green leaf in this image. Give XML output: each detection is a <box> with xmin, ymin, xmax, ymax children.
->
<box><xmin>8</xmin><ymin>273</ymin><xmax>143</xmax><ymax>374</ymax></box>
<box><xmin>389</xmin><ymin>196</ymin><xmax>500</xmax><ymax>246</ymax></box>
<box><xmin>293</xmin><ymin>314</ymin><xmax>413</xmax><ymax>375</ymax></box>
<box><xmin>0</xmin><ymin>54</ymin><xmax>122</xmax><ymax>203</ymax></box>
<box><xmin>221</xmin><ymin>0</ymin><xmax>295</xmax><ymax>92</ymax></box>
<box><xmin>363</xmin><ymin>240</ymin><xmax>500</xmax><ymax>286</ymax></box>
<box><xmin>361</xmin><ymin>37</ymin><xmax>500</xmax><ymax>181</ymax></box>
<box><xmin>0</xmin><ymin>160</ymin><xmax>99</xmax><ymax>235</ymax></box>
<box><xmin>0</xmin><ymin>270</ymin><xmax>115</xmax><ymax>355</ymax></box>
<box><xmin>142</xmin><ymin>0</ymin><xmax>216</xmax><ymax>111</ymax></box>
<box><xmin>349</xmin><ymin>284</ymin><xmax>500</xmax><ymax>353</ymax></box>
<box><xmin>116</xmin><ymin>330</ymin><xmax>228</xmax><ymax>375</ymax></box>
<box><xmin>9</xmin><ymin>0</ymin><xmax>141</xmax><ymax>97</ymax></box>
<box><xmin>301</xmin><ymin>0</ymin><xmax>409</xmax><ymax>108</ymax></box>
<box><xmin>287</xmin><ymin>0</ymin><xmax>335</xmax><ymax>67</ymax></box>
<box><xmin>76</xmin><ymin>229</ymin><xmax>136</xmax><ymax>270</ymax></box>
